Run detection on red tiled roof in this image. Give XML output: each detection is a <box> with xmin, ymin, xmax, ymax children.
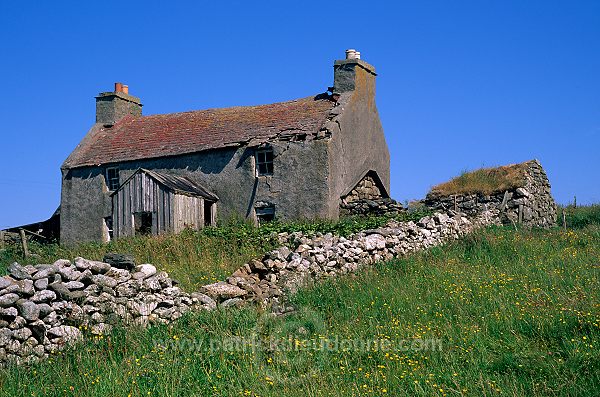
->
<box><xmin>63</xmin><ymin>95</ymin><xmax>335</xmax><ymax>169</ymax></box>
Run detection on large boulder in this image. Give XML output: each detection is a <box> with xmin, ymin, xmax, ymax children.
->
<box><xmin>102</xmin><ymin>253</ymin><xmax>136</xmax><ymax>270</ymax></box>
<box><xmin>16</xmin><ymin>300</ymin><xmax>40</xmax><ymax>322</ymax></box>
<box><xmin>47</xmin><ymin>326</ymin><xmax>82</xmax><ymax>344</ymax></box>
<box><xmin>8</xmin><ymin>263</ymin><xmax>31</xmax><ymax>280</ymax></box>
<box><xmin>200</xmin><ymin>282</ymin><xmax>247</xmax><ymax>301</ymax></box>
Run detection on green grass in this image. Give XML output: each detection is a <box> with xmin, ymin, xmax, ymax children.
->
<box><xmin>0</xmin><ymin>212</ymin><xmax>430</xmax><ymax>291</ymax></box>
<box><xmin>0</xmin><ymin>208</ymin><xmax>598</xmax><ymax>396</ymax></box>
<box><xmin>560</xmin><ymin>204</ymin><xmax>600</xmax><ymax>230</ymax></box>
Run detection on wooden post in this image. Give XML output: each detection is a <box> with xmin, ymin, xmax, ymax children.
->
<box><xmin>562</xmin><ymin>208</ymin><xmax>567</xmax><ymax>231</ymax></box>
<box><xmin>0</xmin><ymin>230</ymin><xmax>5</xmax><ymax>250</ymax></box>
<box><xmin>19</xmin><ymin>229</ymin><xmax>30</xmax><ymax>258</ymax></box>
<box><xmin>574</xmin><ymin>196</ymin><xmax>577</xmax><ymax>209</ymax></box>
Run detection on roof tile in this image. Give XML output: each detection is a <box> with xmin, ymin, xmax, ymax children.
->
<box><xmin>63</xmin><ymin>95</ymin><xmax>335</xmax><ymax>169</ymax></box>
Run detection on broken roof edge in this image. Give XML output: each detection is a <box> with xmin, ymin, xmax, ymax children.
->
<box><xmin>62</xmin><ymin>128</ymin><xmax>308</xmax><ymax>170</ymax></box>
<box><xmin>61</xmin><ymin>123</ymin><xmax>105</xmax><ymax>171</ymax></box>
<box><xmin>65</xmin><ymin>139</ymin><xmax>248</xmax><ymax>171</ymax></box>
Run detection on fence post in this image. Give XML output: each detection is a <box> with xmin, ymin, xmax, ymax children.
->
<box><xmin>19</xmin><ymin>229</ymin><xmax>30</xmax><ymax>258</ymax></box>
<box><xmin>562</xmin><ymin>208</ymin><xmax>567</xmax><ymax>231</ymax></box>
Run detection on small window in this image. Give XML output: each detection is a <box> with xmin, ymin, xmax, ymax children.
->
<box><xmin>255</xmin><ymin>206</ymin><xmax>275</xmax><ymax>225</ymax></box>
<box><xmin>105</xmin><ymin>167</ymin><xmax>120</xmax><ymax>191</ymax></box>
<box><xmin>255</xmin><ymin>148</ymin><xmax>274</xmax><ymax>176</ymax></box>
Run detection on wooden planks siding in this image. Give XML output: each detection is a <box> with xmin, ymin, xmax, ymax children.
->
<box><xmin>112</xmin><ymin>171</ymin><xmax>205</xmax><ymax>238</ymax></box>
<box><xmin>173</xmin><ymin>194</ymin><xmax>204</xmax><ymax>233</ymax></box>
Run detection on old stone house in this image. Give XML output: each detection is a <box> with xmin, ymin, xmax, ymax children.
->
<box><xmin>60</xmin><ymin>50</ymin><xmax>391</xmax><ymax>244</ymax></box>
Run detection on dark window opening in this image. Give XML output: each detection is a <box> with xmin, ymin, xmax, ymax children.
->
<box><xmin>134</xmin><ymin>212</ymin><xmax>153</xmax><ymax>236</ymax></box>
<box><xmin>204</xmin><ymin>201</ymin><xmax>214</xmax><ymax>226</ymax></box>
<box><xmin>104</xmin><ymin>216</ymin><xmax>113</xmax><ymax>241</ymax></box>
<box><xmin>255</xmin><ymin>206</ymin><xmax>275</xmax><ymax>225</ymax></box>
<box><xmin>105</xmin><ymin>167</ymin><xmax>120</xmax><ymax>191</ymax></box>
<box><xmin>256</xmin><ymin>148</ymin><xmax>274</xmax><ymax>176</ymax></box>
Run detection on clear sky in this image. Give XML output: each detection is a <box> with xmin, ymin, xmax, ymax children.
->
<box><xmin>0</xmin><ymin>1</ymin><xmax>598</xmax><ymax>229</ymax></box>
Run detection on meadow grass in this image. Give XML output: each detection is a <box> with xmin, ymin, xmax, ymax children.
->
<box><xmin>0</xmin><ymin>212</ymin><xmax>598</xmax><ymax>396</ymax></box>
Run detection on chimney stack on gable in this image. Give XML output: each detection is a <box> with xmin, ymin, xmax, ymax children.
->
<box><xmin>96</xmin><ymin>82</ymin><xmax>142</xmax><ymax>126</ymax></box>
<box><xmin>333</xmin><ymin>49</ymin><xmax>376</xmax><ymax>95</ymax></box>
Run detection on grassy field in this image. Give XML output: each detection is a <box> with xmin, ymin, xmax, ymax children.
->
<box><xmin>0</xmin><ymin>207</ymin><xmax>598</xmax><ymax>396</ymax></box>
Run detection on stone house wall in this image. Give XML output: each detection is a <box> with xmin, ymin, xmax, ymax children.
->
<box><xmin>60</xmin><ymin>140</ymin><xmax>333</xmax><ymax>245</ymax></box>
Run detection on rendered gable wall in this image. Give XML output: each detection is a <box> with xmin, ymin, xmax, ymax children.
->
<box><xmin>326</xmin><ymin>60</ymin><xmax>391</xmax><ymax>218</ymax></box>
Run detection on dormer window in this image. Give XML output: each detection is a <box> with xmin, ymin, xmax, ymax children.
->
<box><xmin>105</xmin><ymin>167</ymin><xmax>120</xmax><ymax>191</ymax></box>
<box><xmin>255</xmin><ymin>148</ymin><xmax>274</xmax><ymax>176</ymax></box>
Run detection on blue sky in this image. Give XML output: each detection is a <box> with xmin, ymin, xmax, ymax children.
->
<box><xmin>0</xmin><ymin>1</ymin><xmax>599</xmax><ymax>229</ymax></box>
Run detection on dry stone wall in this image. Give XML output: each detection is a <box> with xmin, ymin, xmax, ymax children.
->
<box><xmin>423</xmin><ymin>160</ymin><xmax>557</xmax><ymax>227</ymax></box>
<box><xmin>1</xmin><ymin>209</ymin><xmax>500</xmax><ymax>367</ymax></box>
<box><xmin>340</xmin><ymin>175</ymin><xmax>404</xmax><ymax>216</ymax></box>
<box><xmin>0</xmin><ymin>254</ymin><xmax>216</xmax><ymax>366</ymax></box>
<box><xmin>201</xmin><ymin>209</ymin><xmax>500</xmax><ymax>312</ymax></box>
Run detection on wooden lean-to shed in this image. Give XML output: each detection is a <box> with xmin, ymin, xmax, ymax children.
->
<box><xmin>110</xmin><ymin>168</ymin><xmax>218</xmax><ymax>238</ymax></box>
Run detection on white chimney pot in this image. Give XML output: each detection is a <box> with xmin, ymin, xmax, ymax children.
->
<box><xmin>345</xmin><ymin>49</ymin><xmax>357</xmax><ymax>59</ymax></box>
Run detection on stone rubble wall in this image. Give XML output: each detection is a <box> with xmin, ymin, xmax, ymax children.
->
<box><xmin>340</xmin><ymin>197</ymin><xmax>404</xmax><ymax>217</ymax></box>
<box><xmin>341</xmin><ymin>175</ymin><xmax>383</xmax><ymax>202</ymax></box>
<box><xmin>0</xmin><ymin>254</ymin><xmax>216</xmax><ymax>366</ymax></box>
<box><xmin>340</xmin><ymin>175</ymin><xmax>404</xmax><ymax>216</ymax></box>
<box><xmin>0</xmin><ymin>209</ymin><xmax>500</xmax><ymax>367</ymax></box>
<box><xmin>423</xmin><ymin>160</ymin><xmax>557</xmax><ymax>227</ymax></box>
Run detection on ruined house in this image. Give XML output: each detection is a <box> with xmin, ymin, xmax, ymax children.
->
<box><xmin>60</xmin><ymin>50</ymin><xmax>391</xmax><ymax>244</ymax></box>
<box><xmin>423</xmin><ymin>160</ymin><xmax>557</xmax><ymax>227</ymax></box>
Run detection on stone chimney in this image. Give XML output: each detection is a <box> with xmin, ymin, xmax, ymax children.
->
<box><xmin>95</xmin><ymin>82</ymin><xmax>142</xmax><ymax>126</ymax></box>
<box><xmin>333</xmin><ymin>49</ymin><xmax>377</xmax><ymax>95</ymax></box>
